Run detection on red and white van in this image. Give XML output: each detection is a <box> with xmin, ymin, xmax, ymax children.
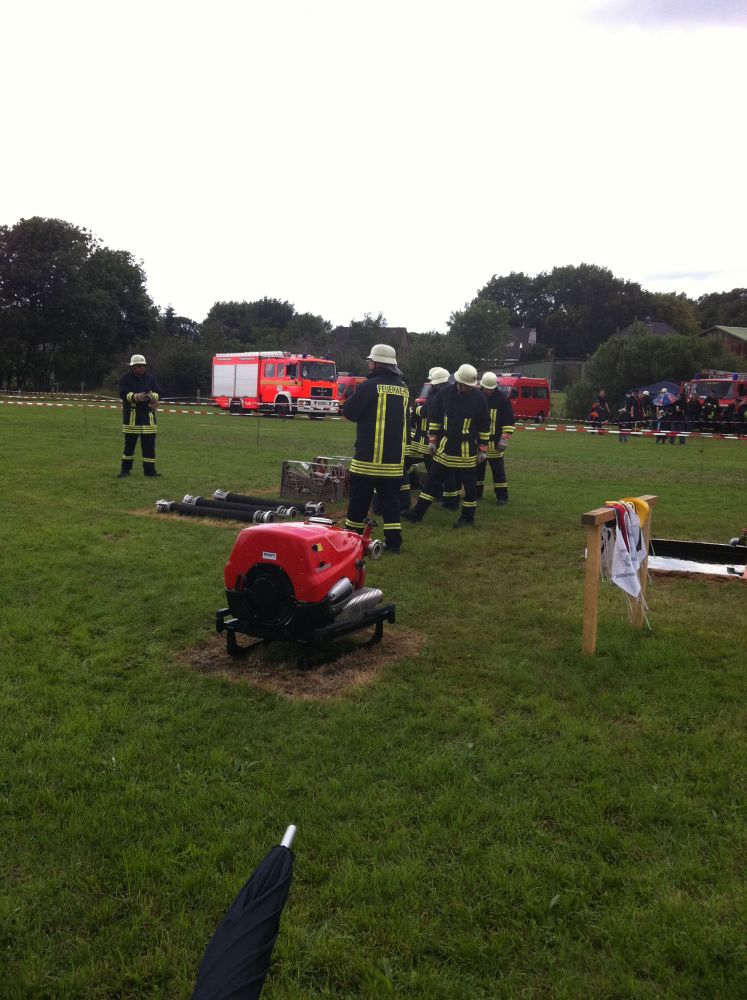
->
<box><xmin>212</xmin><ymin>352</ymin><xmax>339</xmax><ymax>416</ymax></box>
<box><xmin>493</xmin><ymin>374</ymin><xmax>551</xmax><ymax>422</ymax></box>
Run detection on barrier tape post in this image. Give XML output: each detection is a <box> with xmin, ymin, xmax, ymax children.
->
<box><xmin>581</xmin><ymin>493</ymin><xmax>658</xmax><ymax>655</ymax></box>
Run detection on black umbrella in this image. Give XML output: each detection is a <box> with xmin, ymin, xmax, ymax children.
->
<box><xmin>192</xmin><ymin>825</ymin><xmax>296</xmax><ymax>1000</ymax></box>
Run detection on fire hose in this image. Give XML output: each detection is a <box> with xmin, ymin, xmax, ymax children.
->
<box><xmin>156</xmin><ymin>500</ymin><xmax>276</xmax><ymax>523</ymax></box>
<box><xmin>214</xmin><ymin>489</ymin><xmax>324</xmax><ymax>516</ymax></box>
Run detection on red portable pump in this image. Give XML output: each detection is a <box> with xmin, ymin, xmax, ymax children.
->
<box><xmin>216</xmin><ymin>518</ymin><xmax>396</xmax><ymax>668</ymax></box>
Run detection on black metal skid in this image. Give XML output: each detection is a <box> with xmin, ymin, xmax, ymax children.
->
<box><xmin>215</xmin><ymin>603</ymin><xmax>396</xmax><ymax>670</ymax></box>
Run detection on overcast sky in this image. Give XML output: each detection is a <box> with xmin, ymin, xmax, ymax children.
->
<box><xmin>2</xmin><ymin>0</ymin><xmax>745</xmax><ymax>332</ymax></box>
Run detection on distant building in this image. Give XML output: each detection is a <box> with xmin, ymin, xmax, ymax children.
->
<box><xmin>699</xmin><ymin>325</ymin><xmax>747</xmax><ymax>359</ymax></box>
<box><xmin>617</xmin><ymin>317</ymin><xmax>681</xmax><ymax>338</ymax></box>
<box><xmin>500</xmin><ymin>327</ymin><xmax>537</xmax><ymax>365</ymax></box>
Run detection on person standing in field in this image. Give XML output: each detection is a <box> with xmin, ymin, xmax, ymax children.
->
<box><xmin>342</xmin><ymin>343</ymin><xmax>409</xmax><ymax>554</ymax></box>
<box><xmin>595</xmin><ymin>388</ymin><xmax>611</xmax><ymax>422</ymax></box>
<box><xmin>476</xmin><ymin>371</ymin><xmax>515</xmax><ymax>504</ymax></box>
<box><xmin>118</xmin><ymin>354</ymin><xmax>162</xmax><ymax>478</ymax></box>
<box><xmin>402</xmin><ymin>363</ymin><xmax>490</xmax><ymax>529</ymax></box>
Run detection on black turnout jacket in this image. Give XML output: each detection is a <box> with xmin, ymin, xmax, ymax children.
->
<box><xmin>427</xmin><ymin>384</ymin><xmax>490</xmax><ymax>469</ymax></box>
<box><xmin>485</xmin><ymin>389</ymin><xmax>516</xmax><ymax>455</ymax></box>
<box><xmin>119</xmin><ymin>369</ymin><xmax>161</xmax><ymax>434</ymax></box>
<box><xmin>342</xmin><ymin>367</ymin><xmax>409</xmax><ymax>477</ymax></box>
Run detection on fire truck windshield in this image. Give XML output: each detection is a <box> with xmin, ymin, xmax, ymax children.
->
<box><xmin>691</xmin><ymin>380</ymin><xmax>734</xmax><ymax>400</ymax></box>
<box><xmin>302</xmin><ymin>362</ymin><xmax>336</xmax><ymax>381</ymax></box>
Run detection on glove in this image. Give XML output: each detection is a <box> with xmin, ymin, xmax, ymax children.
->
<box><xmin>498</xmin><ymin>435</ymin><xmax>510</xmax><ymax>451</ymax></box>
<box><xmin>427</xmin><ymin>438</ymin><xmax>438</xmax><ymax>455</ymax></box>
<box><xmin>134</xmin><ymin>392</ymin><xmax>148</xmax><ymax>402</ymax></box>
<box><xmin>477</xmin><ymin>448</ymin><xmax>488</xmax><ymax>464</ymax></box>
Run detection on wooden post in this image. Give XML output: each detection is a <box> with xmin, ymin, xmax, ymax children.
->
<box><xmin>581</xmin><ymin>507</ymin><xmax>614</xmax><ymax>655</ymax></box>
<box><xmin>581</xmin><ymin>495</ymin><xmax>658</xmax><ymax>654</ymax></box>
<box><xmin>631</xmin><ymin>495</ymin><xmax>657</xmax><ymax>629</ymax></box>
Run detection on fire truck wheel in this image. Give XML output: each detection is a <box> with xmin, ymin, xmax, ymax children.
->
<box><xmin>275</xmin><ymin>399</ymin><xmax>291</xmax><ymax>417</ymax></box>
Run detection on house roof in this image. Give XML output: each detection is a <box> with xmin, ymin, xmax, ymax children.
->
<box><xmin>701</xmin><ymin>326</ymin><xmax>747</xmax><ymax>342</ymax></box>
<box><xmin>618</xmin><ymin>318</ymin><xmax>681</xmax><ymax>337</ymax></box>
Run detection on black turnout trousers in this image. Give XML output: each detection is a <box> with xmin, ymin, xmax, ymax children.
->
<box><xmin>346</xmin><ymin>474</ymin><xmax>402</xmax><ymax>548</ymax></box>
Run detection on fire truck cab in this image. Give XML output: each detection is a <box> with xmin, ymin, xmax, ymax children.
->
<box><xmin>212</xmin><ymin>352</ymin><xmax>339</xmax><ymax>416</ymax></box>
<box><xmin>681</xmin><ymin>369</ymin><xmax>747</xmax><ymax>410</ymax></box>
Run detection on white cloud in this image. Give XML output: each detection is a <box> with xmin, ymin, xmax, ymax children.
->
<box><xmin>2</xmin><ymin>0</ymin><xmax>746</xmax><ymax>330</ymax></box>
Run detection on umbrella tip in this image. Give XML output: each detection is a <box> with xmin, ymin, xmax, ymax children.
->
<box><xmin>281</xmin><ymin>825</ymin><xmax>297</xmax><ymax>849</ymax></box>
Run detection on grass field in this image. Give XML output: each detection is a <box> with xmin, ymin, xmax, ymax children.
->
<box><xmin>1</xmin><ymin>401</ymin><xmax>745</xmax><ymax>999</ymax></box>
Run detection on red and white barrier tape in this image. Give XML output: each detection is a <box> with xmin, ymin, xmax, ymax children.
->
<box><xmin>1</xmin><ymin>400</ymin><xmax>744</xmax><ymax>439</ymax></box>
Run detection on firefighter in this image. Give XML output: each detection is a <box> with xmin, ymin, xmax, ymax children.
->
<box><xmin>402</xmin><ymin>363</ymin><xmax>490</xmax><ymax>529</ymax></box>
<box><xmin>118</xmin><ymin>354</ymin><xmax>162</xmax><ymax>477</ymax></box>
<box><xmin>703</xmin><ymin>391</ymin><xmax>720</xmax><ymax>432</ymax></box>
<box><xmin>342</xmin><ymin>343</ymin><xmax>409</xmax><ymax>554</ymax></box>
<box><xmin>409</xmin><ymin>367</ymin><xmax>460</xmax><ymax>507</ymax></box>
<box><xmin>476</xmin><ymin>371</ymin><xmax>515</xmax><ymax>504</ymax></box>
<box><xmin>595</xmin><ymin>388</ymin><xmax>612</xmax><ymax>422</ymax></box>
<box><xmin>375</xmin><ymin>366</ymin><xmax>446</xmax><ymax>514</ymax></box>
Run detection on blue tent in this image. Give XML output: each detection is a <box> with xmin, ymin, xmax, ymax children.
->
<box><xmin>633</xmin><ymin>380</ymin><xmax>681</xmax><ymax>397</ymax></box>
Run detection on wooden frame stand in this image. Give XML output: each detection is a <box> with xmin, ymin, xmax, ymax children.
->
<box><xmin>581</xmin><ymin>494</ymin><xmax>658</xmax><ymax>654</ymax></box>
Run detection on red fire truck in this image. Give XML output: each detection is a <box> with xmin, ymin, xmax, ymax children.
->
<box><xmin>212</xmin><ymin>352</ymin><xmax>339</xmax><ymax>416</ymax></box>
<box><xmin>680</xmin><ymin>369</ymin><xmax>747</xmax><ymax>411</ymax></box>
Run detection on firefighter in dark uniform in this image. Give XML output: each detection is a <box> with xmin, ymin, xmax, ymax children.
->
<box><xmin>408</xmin><ymin>367</ymin><xmax>456</xmax><ymax>505</ymax></box>
<box><xmin>118</xmin><ymin>354</ymin><xmax>162</xmax><ymax>477</ymax></box>
<box><xmin>476</xmin><ymin>371</ymin><xmax>515</xmax><ymax>504</ymax></box>
<box><xmin>402</xmin><ymin>363</ymin><xmax>490</xmax><ymax>528</ymax></box>
<box><xmin>343</xmin><ymin>343</ymin><xmax>409</xmax><ymax>554</ymax></box>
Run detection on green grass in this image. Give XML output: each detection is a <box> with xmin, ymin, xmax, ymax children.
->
<box><xmin>1</xmin><ymin>403</ymin><xmax>745</xmax><ymax>999</ymax></box>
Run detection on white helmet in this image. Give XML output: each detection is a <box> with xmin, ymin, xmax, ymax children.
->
<box><xmin>428</xmin><ymin>366</ymin><xmax>440</xmax><ymax>379</ymax></box>
<box><xmin>430</xmin><ymin>367</ymin><xmax>450</xmax><ymax>385</ymax></box>
<box><xmin>480</xmin><ymin>371</ymin><xmax>498</xmax><ymax>389</ymax></box>
<box><xmin>454</xmin><ymin>363</ymin><xmax>478</xmax><ymax>387</ymax></box>
<box><xmin>367</xmin><ymin>343</ymin><xmax>397</xmax><ymax>365</ymax></box>
<box><xmin>130</xmin><ymin>354</ymin><xmax>147</xmax><ymax>366</ymax></box>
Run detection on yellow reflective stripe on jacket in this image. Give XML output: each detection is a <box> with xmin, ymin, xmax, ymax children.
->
<box><xmin>434</xmin><ymin>453</ymin><xmax>478</xmax><ymax>468</ymax></box>
<box><xmin>350</xmin><ymin>459</ymin><xmax>404</xmax><ymax>477</ymax></box>
<box><xmin>373</xmin><ymin>392</ymin><xmax>387</xmax><ymax>464</ymax></box>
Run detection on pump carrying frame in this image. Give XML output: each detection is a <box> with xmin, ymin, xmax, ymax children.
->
<box><xmin>215</xmin><ymin>602</ymin><xmax>396</xmax><ymax>670</ymax></box>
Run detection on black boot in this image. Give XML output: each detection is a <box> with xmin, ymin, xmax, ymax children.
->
<box><xmin>402</xmin><ymin>499</ymin><xmax>429</xmax><ymax>522</ymax></box>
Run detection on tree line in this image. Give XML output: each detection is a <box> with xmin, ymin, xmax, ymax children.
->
<box><xmin>2</xmin><ymin>216</ymin><xmax>745</xmax><ymax>402</ymax></box>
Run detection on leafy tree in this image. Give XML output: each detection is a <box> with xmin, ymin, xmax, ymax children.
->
<box><xmin>0</xmin><ymin>217</ymin><xmax>156</xmax><ymax>389</ymax></box>
<box><xmin>566</xmin><ymin>334</ymin><xmax>737</xmax><ymax>418</ymax></box>
<box><xmin>398</xmin><ymin>332</ymin><xmax>465</xmax><ymax>396</ymax></box>
<box><xmin>643</xmin><ymin>291</ymin><xmax>700</xmax><ymax>337</ymax></box>
<box><xmin>447</xmin><ymin>299</ymin><xmax>510</xmax><ymax>362</ymax></box>
<box><xmin>160</xmin><ymin>305</ymin><xmax>200</xmax><ymax>340</ymax></box>
<box><xmin>201</xmin><ymin>297</ymin><xmax>295</xmax><ymax>346</ymax></box>
<box><xmin>282</xmin><ymin>312</ymin><xmax>333</xmax><ymax>356</ymax></box>
<box><xmin>476</xmin><ymin>271</ymin><xmax>549</xmax><ymax>328</ymax></box>
<box><xmin>695</xmin><ymin>288</ymin><xmax>747</xmax><ymax>329</ymax></box>
<box><xmin>477</xmin><ymin>264</ymin><xmax>651</xmax><ymax>357</ymax></box>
